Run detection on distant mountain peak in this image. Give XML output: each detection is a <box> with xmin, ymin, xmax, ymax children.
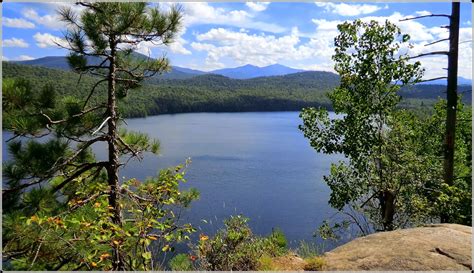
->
<box><xmin>265</xmin><ymin>63</ymin><xmax>286</xmax><ymax>68</ymax></box>
<box><xmin>211</xmin><ymin>63</ymin><xmax>306</xmax><ymax>79</ymax></box>
<box><xmin>12</xmin><ymin>55</ymin><xmax>313</xmax><ymax>80</ymax></box>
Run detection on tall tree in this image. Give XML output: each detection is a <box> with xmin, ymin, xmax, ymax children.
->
<box><xmin>2</xmin><ymin>3</ymin><xmax>199</xmax><ymax>270</ymax></box>
<box><xmin>299</xmin><ymin>20</ymin><xmax>424</xmax><ymax>231</ymax></box>
<box><xmin>59</xmin><ymin>2</ymin><xmax>183</xmax><ymax>233</ymax></box>
<box><xmin>442</xmin><ymin>3</ymin><xmax>460</xmax><ymax>220</ymax></box>
<box><xmin>399</xmin><ymin>2</ymin><xmax>462</xmax><ymax>223</ymax></box>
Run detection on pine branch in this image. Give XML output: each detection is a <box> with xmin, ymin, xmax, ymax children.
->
<box><xmin>52</xmin><ymin>161</ymin><xmax>108</xmax><ymax>193</ymax></box>
<box><xmin>51</xmin><ymin>135</ymin><xmax>107</xmax><ymax>172</ymax></box>
<box><xmin>117</xmin><ymin>136</ymin><xmax>141</xmax><ymax>159</ymax></box>
<box><xmin>39</xmin><ymin>105</ymin><xmax>105</xmax><ymax>126</ymax></box>
<box><xmin>116</xmin><ymin>68</ymin><xmax>145</xmax><ymax>80</ymax></box>
<box><xmin>83</xmin><ymin>79</ymin><xmax>108</xmax><ymax>109</ymax></box>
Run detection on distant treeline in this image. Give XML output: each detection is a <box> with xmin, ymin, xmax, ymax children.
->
<box><xmin>2</xmin><ymin>62</ymin><xmax>471</xmax><ymax>119</ymax></box>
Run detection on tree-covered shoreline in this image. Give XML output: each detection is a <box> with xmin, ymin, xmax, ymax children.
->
<box><xmin>3</xmin><ymin>61</ymin><xmax>470</xmax><ymax>120</ymax></box>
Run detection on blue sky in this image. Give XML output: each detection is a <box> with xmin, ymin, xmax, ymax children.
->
<box><xmin>2</xmin><ymin>2</ymin><xmax>472</xmax><ymax>79</ymax></box>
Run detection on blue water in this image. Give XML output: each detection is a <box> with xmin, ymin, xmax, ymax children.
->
<box><xmin>2</xmin><ymin>111</ymin><xmax>345</xmax><ymax>249</ymax></box>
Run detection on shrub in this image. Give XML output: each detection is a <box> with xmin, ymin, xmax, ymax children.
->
<box><xmin>195</xmin><ymin>215</ymin><xmax>288</xmax><ymax>271</ymax></box>
<box><xmin>169</xmin><ymin>254</ymin><xmax>194</xmax><ymax>271</ymax></box>
<box><xmin>270</xmin><ymin>228</ymin><xmax>288</xmax><ymax>249</ymax></box>
<box><xmin>304</xmin><ymin>257</ymin><xmax>325</xmax><ymax>271</ymax></box>
<box><xmin>257</xmin><ymin>255</ymin><xmax>276</xmax><ymax>271</ymax></box>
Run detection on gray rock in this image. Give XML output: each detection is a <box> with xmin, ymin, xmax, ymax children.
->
<box><xmin>322</xmin><ymin>224</ymin><xmax>472</xmax><ymax>271</ymax></box>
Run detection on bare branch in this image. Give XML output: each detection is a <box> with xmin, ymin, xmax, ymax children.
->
<box><xmin>52</xmin><ymin>135</ymin><xmax>107</xmax><ymax>172</ymax></box>
<box><xmin>5</xmin><ymin>134</ymin><xmax>21</xmax><ymax>143</ymax></box>
<box><xmin>360</xmin><ymin>191</ymin><xmax>379</xmax><ymax>209</ymax></box>
<box><xmin>83</xmin><ymin>79</ymin><xmax>108</xmax><ymax>109</ymax></box>
<box><xmin>121</xmin><ymin>187</ymin><xmax>153</xmax><ymax>202</ymax></box>
<box><xmin>92</xmin><ymin>117</ymin><xmax>111</xmax><ymax>135</ymax></box>
<box><xmin>400</xmin><ymin>14</ymin><xmax>450</xmax><ymax>22</ymax></box>
<box><xmin>39</xmin><ymin>105</ymin><xmax>105</xmax><ymax>126</ymax></box>
<box><xmin>418</xmin><ymin>76</ymin><xmax>448</xmax><ymax>83</ymax></box>
<box><xmin>407</xmin><ymin>51</ymin><xmax>449</xmax><ymax>60</ymax></box>
<box><xmin>425</xmin><ymin>38</ymin><xmax>449</xmax><ymax>47</ymax></box>
<box><xmin>68</xmin><ymin>191</ymin><xmax>108</xmax><ymax>211</ymax></box>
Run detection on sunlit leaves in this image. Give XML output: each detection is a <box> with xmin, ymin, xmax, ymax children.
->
<box><xmin>300</xmin><ymin>19</ymin><xmax>428</xmax><ymax>232</ymax></box>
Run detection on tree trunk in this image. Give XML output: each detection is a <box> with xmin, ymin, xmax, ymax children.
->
<box><xmin>441</xmin><ymin>2</ymin><xmax>459</xmax><ymax>223</ymax></box>
<box><xmin>380</xmin><ymin>190</ymin><xmax>395</xmax><ymax>231</ymax></box>
<box><xmin>106</xmin><ymin>39</ymin><xmax>125</xmax><ymax>270</ymax></box>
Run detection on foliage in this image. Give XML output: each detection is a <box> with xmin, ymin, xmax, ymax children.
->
<box><xmin>419</xmin><ymin>99</ymin><xmax>472</xmax><ymax>225</ymax></box>
<box><xmin>4</xmin><ymin>62</ymin><xmax>468</xmax><ymax>120</ymax></box>
<box><xmin>169</xmin><ymin>254</ymin><xmax>195</xmax><ymax>271</ymax></box>
<box><xmin>270</xmin><ymin>228</ymin><xmax>288</xmax><ymax>249</ymax></box>
<box><xmin>194</xmin><ymin>215</ymin><xmax>287</xmax><ymax>271</ymax></box>
<box><xmin>303</xmin><ymin>257</ymin><xmax>325</xmax><ymax>271</ymax></box>
<box><xmin>300</xmin><ymin>19</ymin><xmax>426</xmax><ymax>231</ymax></box>
<box><xmin>3</xmin><ymin>162</ymin><xmax>198</xmax><ymax>270</ymax></box>
<box><xmin>2</xmin><ymin>3</ymin><xmax>199</xmax><ymax>271</ymax></box>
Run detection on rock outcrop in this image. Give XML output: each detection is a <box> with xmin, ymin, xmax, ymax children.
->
<box><xmin>321</xmin><ymin>224</ymin><xmax>472</xmax><ymax>271</ymax></box>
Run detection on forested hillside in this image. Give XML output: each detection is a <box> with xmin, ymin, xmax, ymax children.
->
<box><xmin>2</xmin><ymin>61</ymin><xmax>471</xmax><ymax>118</ymax></box>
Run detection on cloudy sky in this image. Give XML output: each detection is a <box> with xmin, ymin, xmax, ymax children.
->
<box><xmin>2</xmin><ymin>1</ymin><xmax>472</xmax><ymax>80</ymax></box>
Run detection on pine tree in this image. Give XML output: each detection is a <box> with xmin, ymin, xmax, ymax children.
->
<box><xmin>2</xmin><ymin>3</ymin><xmax>198</xmax><ymax>270</ymax></box>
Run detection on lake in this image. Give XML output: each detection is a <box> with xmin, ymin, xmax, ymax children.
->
<box><xmin>2</xmin><ymin>111</ymin><xmax>345</xmax><ymax>249</ymax></box>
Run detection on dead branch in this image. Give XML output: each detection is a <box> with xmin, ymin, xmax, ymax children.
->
<box><xmin>407</xmin><ymin>51</ymin><xmax>449</xmax><ymax>60</ymax></box>
<box><xmin>400</xmin><ymin>14</ymin><xmax>450</xmax><ymax>22</ymax></box>
<box><xmin>418</xmin><ymin>76</ymin><xmax>448</xmax><ymax>83</ymax></box>
<box><xmin>425</xmin><ymin>38</ymin><xmax>449</xmax><ymax>47</ymax></box>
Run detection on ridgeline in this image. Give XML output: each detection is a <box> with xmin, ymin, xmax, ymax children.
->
<box><xmin>2</xmin><ymin>61</ymin><xmax>471</xmax><ymax>119</ymax></box>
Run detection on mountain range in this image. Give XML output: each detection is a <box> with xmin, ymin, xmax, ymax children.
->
<box><xmin>11</xmin><ymin>53</ymin><xmax>472</xmax><ymax>84</ymax></box>
<box><xmin>13</xmin><ymin>54</ymin><xmax>308</xmax><ymax>80</ymax></box>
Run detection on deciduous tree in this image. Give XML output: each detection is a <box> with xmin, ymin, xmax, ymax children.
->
<box><xmin>299</xmin><ymin>20</ymin><xmax>424</xmax><ymax>231</ymax></box>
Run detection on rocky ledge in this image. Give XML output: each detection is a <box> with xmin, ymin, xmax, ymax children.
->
<box><xmin>321</xmin><ymin>224</ymin><xmax>472</xmax><ymax>271</ymax></box>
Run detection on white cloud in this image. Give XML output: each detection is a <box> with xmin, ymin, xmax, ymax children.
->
<box><xmin>33</xmin><ymin>32</ymin><xmax>67</xmax><ymax>48</ymax></box>
<box><xmin>315</xmin><ymin>2</ymin><xmax>385</xmax><ymax>17</ymax></box>
<box><xmin>191</xmin><ymin>27</ymin><xmax>326</xmax><ymax>70</ymax></box>
<box><xmin>2</xmin><ymin>17</ymin><xmax>35</xmax><ymax>29</ymax></box>
<box><xmin>131</xmin><ymin>26</ymin><xmax>191</xmax><ymax>56</ymax></box>
<box><xmin>135</xmin><ymin>39</ymin><xmax>191</xmax><ymax>56</ymax></box>
<box><xmin>3</xmin><ymin>38</ymin><xmax>29</xmax><ymax>48</ymax></box>
<box><xmin>246</xmin><ymin>2</ymin><xmax>270</xmax><ymax>12</ymax></box>
<box><xmin>415</xmin><ymin>10</ymin><xmax>431</xmax><ymax>16</ymax></box>
<box><xmin>304</xmin><ymin>12</ymin><xmax>472</xmax><ymax>80</ymax></box>
<box><xmin>3</xmin><ymin>56</ymin><xmax>10</xmax><ymax>61</ymax></box>
<box><xmin>17</xmin><ymin>55</ymin><xmax>35</xmax><ymax>61</ymax></box>
<box><xmin>180</xmin><ymin>2</ymin><xmax>285</xmax><ymax>33</ymax></box>
<box><xmin>23</xmin><ymin>8</ymin><xmax>66</xmax><ymax>30</ymax></box>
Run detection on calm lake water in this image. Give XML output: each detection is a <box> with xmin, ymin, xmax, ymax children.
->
<box><xmin>2</xmin><ymin>111</ymin><xmax>345</xmax><ymax>249</ymax></box>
